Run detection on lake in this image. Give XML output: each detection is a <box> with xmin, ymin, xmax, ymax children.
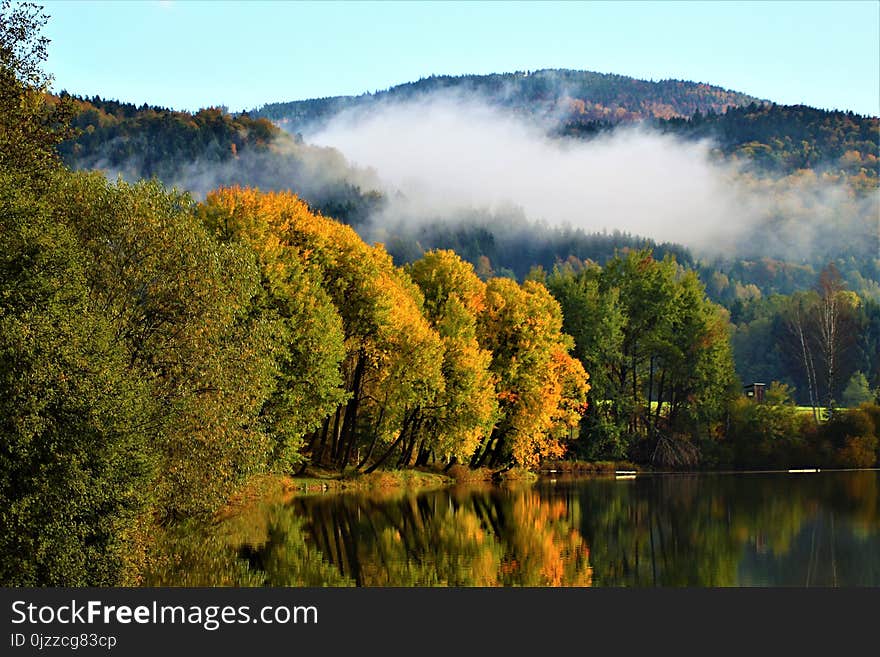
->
<box><xmin>148</xmin><ymin>469</ymin><xmax>880</xmax><ymax>587</ymax></box>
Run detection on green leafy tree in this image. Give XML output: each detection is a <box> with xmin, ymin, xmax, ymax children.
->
<box><xmin>547</xmin><ymin>250</ymin><xmax>736</xmax><ymax>464</ymax></box>
<box><xmin>0</xmin><ymin>1</ymin><xmax>74</xmax><ymax>181</ymax></box>
<box><xmin>54</xmin><ymin>175</ymin><xmax>278</xmax><ymax>520</ymax></box>
<box><xmin>406</xmin><ymin>250</ymin><xmax>499</xmax><ymax>464</ymax></box>
<box><xmin>0</xmin><ymin>173</ymin><xmax>155</xmax><ymax>585</ymax></box>
<box><xmin>842</xmin><ymin>371</ymin><xmax>875</xmax><ymax>408</ymax></box>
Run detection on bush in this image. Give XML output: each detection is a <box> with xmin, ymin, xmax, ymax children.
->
<box><xmin>815</xmin><ymin>406</ymin><xmax>878</xmax><ymax>468</ymax></box>
<box><xmin>727</xmin><ymin>382</ymin><xmax>807</xmax><ymax>468</ymax></box>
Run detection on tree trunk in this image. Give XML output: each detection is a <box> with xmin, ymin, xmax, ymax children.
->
<box><xmin>314</xmin><ymin>414</ymin><xmax>332</xmax><ymax>465</ymax></box>
<box><xmin>356</xmin><ymin>431</ymin><xmax>380</xmax><ymax>471</ymax></box>
<box><xmin>414</xmin><ymin>440</ymin><xmax>430</xmax><ymax>466</ymax></box>
<box><xmin>329</xmin><ymin>405</ymin><xmax>343</xmax><ymax>463</ymax></box>
<box><xmin>398</xmin><ymin>415</ymin><xmax>423</xmax><ymax>468</ymax></box>
<box><xmin>654</xmin><ymin>367</ymin><xmax>666</xmax><ymax>431</ymax></box>
<box><xmin>488</xmin><ymin>433</ymin><xmax>507</xmax><ymax>468</ymax></box>
<box><xmin>647</xmin><ymin>354</ymin><xmax>655</xmax><ymax>435</ymax></box>
<box><xmin>364</xmin><ymin>431</ymin><xmax>406</xmax><ymax>474</ymax></box>
<box><xmin>792</xmin><ymin>305</ymin><xmax>820</xmax><ymax>423</ymax></box>
<box><xmin>472</xmin><ymin>432</ymin><xmax>497</xmax><ymax>468</ymax></box>
<box><xmin>631</xmin><ymin>347</ymin><xmax>638</xmax><ymax>435</ymax></box>
<box><xmin>337</xmin><ymin>349</ymin><xmax>367</xmax><ymax>469</ymax></box>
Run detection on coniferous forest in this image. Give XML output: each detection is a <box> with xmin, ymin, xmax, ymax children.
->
<box><xmin>1</xmin><ymin>2</ymin><xmax>879</xmax><ymax>586</ymax></box>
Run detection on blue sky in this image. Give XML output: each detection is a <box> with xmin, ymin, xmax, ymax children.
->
<box><xmin>42</xmin><ymin>0</ymin><xmax>880</xmax><ymax>116</ymax></box>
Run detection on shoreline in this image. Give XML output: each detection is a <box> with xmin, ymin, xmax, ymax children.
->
<box><xmin>216</xmin><ymin>461</ymin><xmax>880</xmax><ymax>522</ymax></box>
<box><xmin>215</xmin><ymin>465</ymin><xmax>545</xmax><ymax>520</ymax></box>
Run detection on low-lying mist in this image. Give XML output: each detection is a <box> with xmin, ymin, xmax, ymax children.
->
<box><xmin>305</xmin><ymin>93</ymin><xmax>878</xmax><ymax>263</ymax></box>
<box><xmin>80</xmin><ymin>135</ymin><xmax>384</xmax><ymax>222</ymax></box>
<box><xmin>73</xmin><ymin>91</ymin><xmax>878</xmax><ymax>268</ymax></box>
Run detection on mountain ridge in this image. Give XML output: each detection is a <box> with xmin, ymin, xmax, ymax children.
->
<box><xmin>251</xmin><ymin>68</ymin><xmax>768</xmax><ymax>129</ymax></box>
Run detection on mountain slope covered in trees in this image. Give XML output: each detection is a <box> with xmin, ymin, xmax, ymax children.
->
<box><xmin>656</xmin><ymin>102</ymin><xmax>878</xmax><ymax>182</ymax></box>
<box><xmin>57</xmin><ymin>93</ymin><xmax>385</xmax><ymax>224</ymax></box>
<box><xmin>253</xmin><ymin>69</ymin><xmax>764</xmax><ymax>130</ymax></box>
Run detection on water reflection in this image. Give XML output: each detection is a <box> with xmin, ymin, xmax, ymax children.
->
<box><xmin>147</xmin><ymin>471</ymin><xmax>880</xmax><ymax>587</ymax></box>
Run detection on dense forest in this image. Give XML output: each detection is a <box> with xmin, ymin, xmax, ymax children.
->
<box><xmin>57</xmin><ymin>72</ymin><xmax>880</xmax><ymax>406</ymax></box>
<box><xmin>252</xmin><ymin>69</ymin><xmax>764</xmax><ymax>130</ymax></box>
<box><xmin>656</xmin><ymin>102</ymin><xmax>879</xmax><ymax>182</ymax></box>
<box><xmin>1</xmin><ymin>2</ymin><xmax>879</xmax><ymax>586</ymax></box>
<box><xmin>57</xmin><ymin>93</ymin><xmax>385</xmax><ymax>225</ymax></box>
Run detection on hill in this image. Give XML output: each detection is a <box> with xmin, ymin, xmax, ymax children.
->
<box><xmin>253</xmin><ymin>69</ymin><xmax>764</xmax><ymax>130</ymax></box>
<box><xmin>57</xmin><ymin>93</ymin><xmax>384</xmax><ymax>224</ymax></box>
<box><xmin>56</xmin><ymin>76</ymin><xmax>878</xmax><ymax>290</ymax></box>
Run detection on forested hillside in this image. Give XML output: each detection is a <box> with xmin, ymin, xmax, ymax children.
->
<box><xmin>657</xmin><ymin>103</ymin><xmax>879</xmax><ymax>183</ymax></box>
<box><xmin>57</xmin><ymin>94</ymin><xmax>384</xmax><ymax>224</ymax></box>
<box><xmin>253</xmin><ymin>69</ymin><xmax>764</xmax><ymax>129</ymax></box>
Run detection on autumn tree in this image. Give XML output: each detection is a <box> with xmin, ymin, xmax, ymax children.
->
<box><xmin>202</xmin><ymin>188</ymin><xmax>444</xmax><ymax>472</ymax></box>
<box><xmin>198</xmin><ymin>187</ymin><xmax>347</xmax><ymax>470</ymax></box>
<box><xmin>406</xmin><ymin>250</ymin><xmax>498</xmax><ymax>465</ymax></box>
<box><xmin>474</xmin><ymin>278</ymin><xmax>589</xmax><ymax>468</ymax></box>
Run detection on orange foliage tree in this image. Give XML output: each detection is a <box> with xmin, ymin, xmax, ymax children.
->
<box><xmin>475</xmin><ymin>278</ymin><xmax>589</xmax><ymax>468</ymax></box>
<box><xmin>201</xmin><ymin>187</ymin><xmax>444</xmax><ymax>471</ymax></box>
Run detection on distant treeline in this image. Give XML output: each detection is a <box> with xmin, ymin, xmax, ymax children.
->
<box><xmin>252</xmin><ymin>68</ymin><xmax>763</xmax><ymax>129</ymax></box>
<box><xmin>562</xmin><ymin>103</ymin><xmax>880</xmax><ymax>183</ymax></box>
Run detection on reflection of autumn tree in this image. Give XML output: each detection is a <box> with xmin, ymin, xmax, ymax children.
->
<box><xmin>294</xmin><ymin>487</ymin><xmax>593</xmax><ymax>586</ymax></box>
<box><xmin>495</xmin><ymin>488</ymin><xmax>592</xmax><ymax>586</ymax></box>
<box><xmin>300</xmin><ymin>492</ymin><xmax>504</xmax><ymax>586</ymax></box>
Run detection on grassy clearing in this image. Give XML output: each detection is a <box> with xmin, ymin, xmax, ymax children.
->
<box><xmin>794</xmin><ymin>406</ymin><xmax>837</xmax><ymax>420</ymax></box>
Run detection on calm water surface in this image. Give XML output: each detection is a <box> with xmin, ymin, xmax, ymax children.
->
<box><xmin>149</xmin><ymin>470</ymin><xmax>880</xmax><ymax>586</ymax></box>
